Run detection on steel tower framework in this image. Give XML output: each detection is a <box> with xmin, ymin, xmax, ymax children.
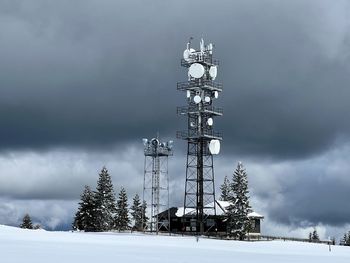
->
<box><xmin>142</xmin><ymin>137</ymin><xmax>173</xmax><ymax>234</ymax></box>
<box><xmin>177</xmin><ymin>39</ymin><xmax>223</xmax><ymax>234</ymax></box>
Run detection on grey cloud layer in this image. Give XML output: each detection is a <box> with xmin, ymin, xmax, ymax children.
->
<box><xmin>0</xmin><ymin>198</ymin><xmax>76</xmax><ymax>230</ymax></box>
<box><xmin>244</xmin><ymin>143</ymin><xmax>350</xmax><ymax>227</ymax></box>
<box><xmin>0</xmin><ymin>146</ymin><xmax>145</xmax><ymax>200</ymax></box>
<box><xmin>1</xmin><ymin>0</ymin><xmax>350</xmax><ymax>159</ymax></box>
<box><xmin>1</xmin><ymin>143</ymin><xmax>350</xmax><ymax>228</ymax></box>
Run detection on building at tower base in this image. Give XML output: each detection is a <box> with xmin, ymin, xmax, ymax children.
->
<box><xmin>157</xmin><ymin>200</ymin><xmax>264</xmax><ymax>236</ymax></box>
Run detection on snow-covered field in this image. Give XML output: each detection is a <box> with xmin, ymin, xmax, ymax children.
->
<box><xmin>1</xmin><ymin>225</ymin><xmax>349</xmax><ymax>263</ymax></box>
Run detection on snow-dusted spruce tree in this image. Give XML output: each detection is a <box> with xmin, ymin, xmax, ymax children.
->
<box><xmin>130</xmin><ymin>194</ymin><xmax>142</xmax><ymax>231</ymax></box>
<box><xmin>308</xmin><ymin>232</ymin><xmax>312</xmax><ymax>242</ymax></box>
<box><xmin>341</xmin><ymin>233</ymin><xmax>348</xmax><ymax>245</ymax></box>
<box><xmin>311</xmin><ymin>229</ymin><xmax>320</xmax><ymax>242</ymax></box>
<box><xmin>93</xmin><ymin>167</ymin><xmax>117</xmax><ymax>231</ymax></box>
<box><xmin>220</xmin><ymin>175</ymin><xmax>230</xmax><ymax>201</ymax></box>
<box><xmin>20</xmin><ymin>214</ymin><xmax>33</xmax><ymax>229</ymax></box>
<box><xmin>347</xmin><ymin>232</ymin><xmax>350</xmax><ymax>246</ymax></box>
<box><xmin>342</xmin><ymin>232</ymin><xmax>350</xmax><ymax>246</ymax></box>
<box><xmin>115</xmin><ymin>187</ymin><xmax>130</xmax><ymax>231</ymax></box>
<box><xmin>73</xmin><ymin>185</ymin><xmax>96</xmax><ymax>231</ymax></box>
<box><xmin>226</xmin><ymin>162</ymin><xmax>252</xmax><ymax>240</ymax></box>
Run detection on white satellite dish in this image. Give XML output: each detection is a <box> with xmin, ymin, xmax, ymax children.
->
<box><xmin>183</xmin><ymin>48</ymin><xmax>196</xmax><ymax>62</ymax></box>
<box><xmin>151</xmin><ymin>138</ymin><xmax>159</xmax><ymax>146</ymax></box>
<box><xmin>186</xmin><ymin>90</ymin><xmax>191</xmax><ymax>98</ymax></box>
<box><xmin>200</xmin><ymin>38</ymin><xmax>205</xmax><ymax>52</ymax></box>
<box><xmin>167</xmin><ymin>140</ymin><xmax>174</xmax><ymax>149</ymax></box>
<box><xmin>209</xmin><ymin>66</ymin><xmax>217</xmax><ymax>80</ymax></box>
<box><xmin>207</xmin><ymin>118</ymin><xmax>213</xmax><ymax>126</ymax></box>
<box><xmin>142</xmin><ymin>138</ymin><xmax>148</xmax><ymax>146</ymax></box>
<box><xmin>204</xmin><ymin>96</ymin><xmax>211</xmax><ymax>103</ymax></box>
<box><xmin>193</xmin><ymin>95</ymin><xmax>201</xmax><ymax>104</ymax></box>
<box><xmin>189</xmin><ymin>63</ymin><xmax>205</xmax><ymax>79</ymax></box>
<box><xmin>214</xmin><ymin>91</ymin><xmax>219</xmax><ymax>99</ymax></box>
<box><xmin>208</xmin><ymin>43</ymin><xmax>213</xmax><ymax>54</ymax></box>
<box><xmin>209</xmin><ymin>139</ymin><xmax>220</xmax><ymax>155</ymax></box>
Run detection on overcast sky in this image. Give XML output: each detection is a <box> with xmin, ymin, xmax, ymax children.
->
<box><xmin>1</xmin><ymin>0</ymin><xmax>350</xmax><ymax>239</ymax></box>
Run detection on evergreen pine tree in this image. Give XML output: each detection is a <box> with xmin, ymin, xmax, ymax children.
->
<box><xmin>20</xmin><ymin>214</ymin><xmax>33</xmax><ymax>229</ymax></box>
<box><xmin>220</xmin><ymin>175</ymin><xmax>230</xmax><ymax>201</ymax></box>
<box><xmin>130</xmin><ymin>194</ymin><xmax>142</xmax><ymax>231</ymax></box>
<box><xmin>73</xmin><ymin>185</ymin><xmax>96</xmax><ymax>231</ymax></box>
<box><xmin>226</xmin><ymin>162</ymin><xmax>252</xmax><ymax>240</ymax></box>
<box><xmin>308</xmin><ymin>232</ymin><xmax>312</xmax><ymax>242</ymax></box>
<box><xmin>115</xmin><ymin>187</ymin><xmax>130</xmax><ymax>231</ymax></box>
<box><xmin>93</xmin><ymin>167</ymin><xmax>117</xmax><ymax>231</ymax></box>
<box><xmin>341</xmin><ymin>233</ymin><xmax>348</xmax><ymax>246</ymax></box>
<box><xmin>311</xmin><ymin>228</ymin><xmax>320</xmax><ymax>242</ymax></box>
<box><xmin>342</xmin><ymin>232</ymin><xmax>350</xmax><ymax>246</ymax></box>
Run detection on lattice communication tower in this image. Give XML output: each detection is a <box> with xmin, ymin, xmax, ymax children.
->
<box><xmin>142</xmin><ymin>137</ymin><xmax>173</xmax><ymax>233</ymax></box>
<box><xmin>177</xmin><ymin>39</ymin><xmax>223</xmax><ymax>234</ymax></box>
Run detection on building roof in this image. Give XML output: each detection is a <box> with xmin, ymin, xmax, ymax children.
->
<box><xmin>247</xmin><ymin>211</ymin><xmax>264</xmax><ymax>219</ymax></box>
<box><xmin>174</xmin><ymin>200</ymin><xmax>264</xmax><ymax>218</ymax></box>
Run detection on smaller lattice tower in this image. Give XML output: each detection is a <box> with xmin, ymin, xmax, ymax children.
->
<box><xmin>142</xmin><ymin>137</ymin><xmax>173</xmax><ymax>233</ymax></box>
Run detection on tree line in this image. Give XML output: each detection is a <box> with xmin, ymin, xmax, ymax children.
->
<box><xmin>73</xmin><ymin>167</ymin><xmax>148</xmax><ymax>232</ymax></box>
<box><xmin>18</xmin><ymin>162</ymin><xmax>350</xmax><ymax>246</ymax></box>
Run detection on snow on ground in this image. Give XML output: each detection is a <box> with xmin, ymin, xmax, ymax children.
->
<box><xmin>1</xmin><ymin>224</ymin><xmax>349</xmax><ymax>263</ymax></box>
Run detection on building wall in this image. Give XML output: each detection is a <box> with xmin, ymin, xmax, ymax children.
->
<box><xmin>249</xmin><ymin>218</ymin><xmax>261</xmax><ymax>234</ymax></box>
<box><xmin>160</xmin><ymin>215</ymin><xmax>262</xmax><ymax>234</ymax></box>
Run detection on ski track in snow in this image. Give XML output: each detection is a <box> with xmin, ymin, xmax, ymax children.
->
<box><xmin>1</xmin><ymin>225</ymin><xmax>349</xmax><ymax>263</ymax></box>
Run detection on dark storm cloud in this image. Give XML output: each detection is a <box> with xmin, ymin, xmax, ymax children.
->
<box><xmin>0</xmin><ymin>146</ymin><xmax>145</xmax><ymax>200</ymax></box>
<box><xmin>1</xmin><ymin>0</ymin><xmax>350</xmax><ymax>159</ymax></box>
<box><xmin>0</xmin><ymin>0</ymin><xmax>182</xmax><ymax>150</ymax></box>
<box><xmin>0</xmin><ymin>198</ymin><xmax>76</xmax><ymax>230</ymax></box>
<box><xmin>244</xmin><ymin>143</ymin><xmax>350</xmax><ymax>227</ymax></box>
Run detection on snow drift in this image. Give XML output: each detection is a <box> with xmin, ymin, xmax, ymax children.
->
<box><xmin>1</xmin><ymin>224</ymin><xmax>349</xmax><ymax>263</ymax></box>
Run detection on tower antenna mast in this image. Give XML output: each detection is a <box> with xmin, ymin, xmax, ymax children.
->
<box><xmin>142</xmin><ymin>137</ymin><xmax>173</xmax><ymax>234</ymax></box>
<box><xmin>177</xmin><ymin>39</ymin><xmax>223</xmax><ymax>234</ymax></box>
